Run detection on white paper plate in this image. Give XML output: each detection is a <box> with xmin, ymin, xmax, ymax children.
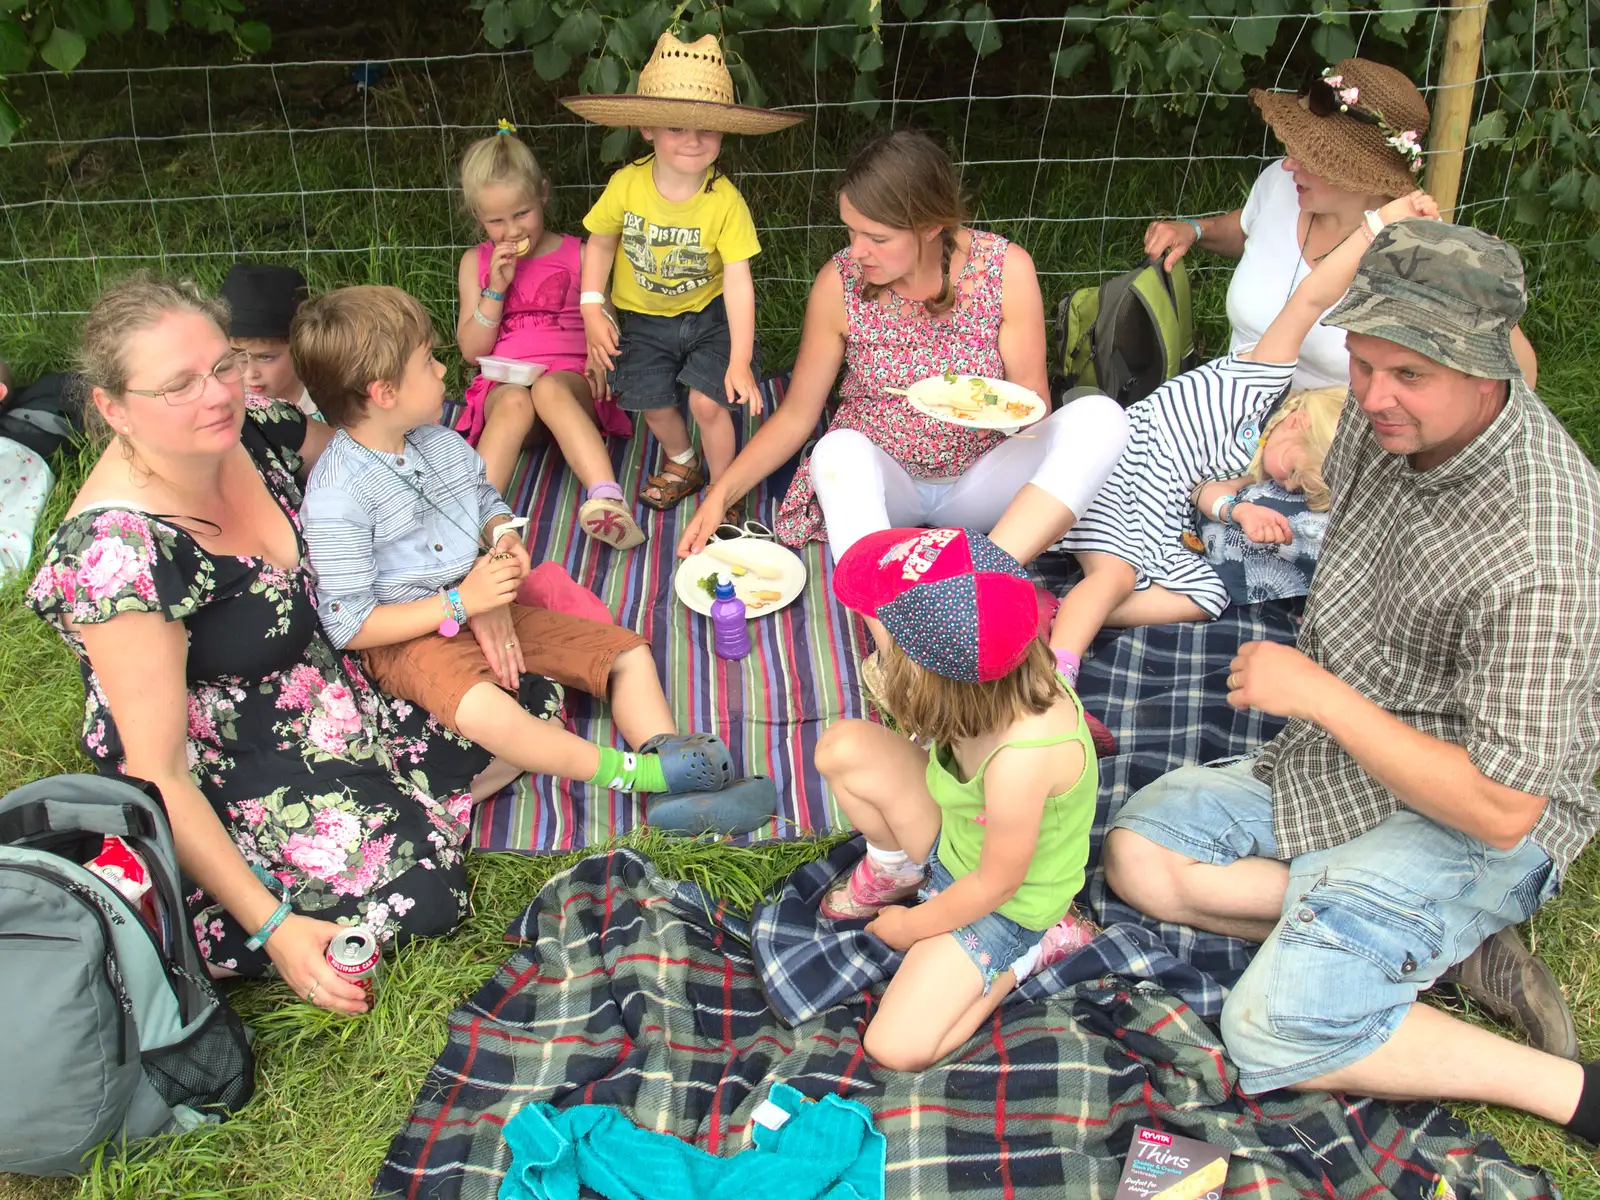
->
<box><xmin>674</xmin><ymin>538</ymin><xmax>808</xmax><ymax>618</ymax></box>
<box><xmin>904</xmin><ymin>374</ymin><xmax>1046</xmax><ymax>433</ymax></box>
<box><xmin>478</xmin><ymin>355</ymin><xmax>547</xmax><ymax>386</ymax></box>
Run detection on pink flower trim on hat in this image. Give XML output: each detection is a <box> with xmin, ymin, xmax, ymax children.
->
<box><xmin>1320</xmin><ymin>66</ymin><xmax>1423</xmax><ymax>174</ymax></box>
<box><xmin>1387</xmin><ymin>128</ymin><xmax>1423</xmax><ymax>172</ymax></box>
<box><xmin>1323</xmin><ymin>74</ymin><xmax>1362</xmax><ymax>108</ymax></box>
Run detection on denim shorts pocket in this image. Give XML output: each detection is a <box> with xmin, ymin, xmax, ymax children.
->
<box><xmin>1506</xmin><ymin>857</ymin><xmax>1557</xmax><ymax>919</ymax></box>
<box><xmin>1278</xmin><ymin>878</ymin><xmax>1446</xmax><ymax>985</ymax></box>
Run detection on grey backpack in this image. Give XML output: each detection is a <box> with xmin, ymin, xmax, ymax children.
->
<box><xmin>0</xmin><ymin>775</ymin><xmax>255</xmax><ymax>1176</ymax></box>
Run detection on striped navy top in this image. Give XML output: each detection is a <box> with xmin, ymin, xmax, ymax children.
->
<box><xmin>1058</xmin><ymin>354</ymin><xmax>1295</xmax><ymax>617</ymax></box>
<box><xmin>301</xmin><ymin>424</ymin><xmax>511</xmax><ymax>648</ymax></box>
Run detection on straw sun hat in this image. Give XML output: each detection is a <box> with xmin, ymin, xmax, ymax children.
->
<box><xmin>561</xmin><ymin>32</ymin><xmax>804</xmax><ymax>136</ymax></box>
<box><xmin>1250</xmin><ymin>58</ymin><xmax>1430</xmax><ymax>199</ymax></box>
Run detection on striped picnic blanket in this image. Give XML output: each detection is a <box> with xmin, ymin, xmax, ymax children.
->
<box><xmin>451</xmin><ymin>376</ymin><xmax>872</xmax><ymax>851</ymax></box>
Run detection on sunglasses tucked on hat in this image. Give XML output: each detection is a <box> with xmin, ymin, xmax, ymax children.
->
<box><xmin>1250</xmin><ymin>58</ymin><xmax>1430</xmax><ymax>199</ymax></box>
<box><xmin>1325</xmin><ymin>219</ymin><xmax>1528</xmax><ymax>381</ymax></box>
<box><xmin>561</xmin><ymin>32</ymin><xmax>804</xmax><ymax>136</ymax></box>
<box><xmin>220</xmin><ymin>263</ymin><xmax>309</xmax><ymax>340</ymax></box>
<box><xmin>833</xmin><ymin>528</ymin><xmax>1039</xmax><ymax>685</ymax></box>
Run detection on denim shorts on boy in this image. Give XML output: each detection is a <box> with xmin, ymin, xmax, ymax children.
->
<box><xmin>610</xmin><ymin>294</ymin><xmax>762</xmax><ymax>412</ymax></box>
<box><xmin>920</xmin><ymin>838</ymin><xmax>1047</xmax><ymax>995</ymax></box>
<box><xmin>1112</xmin><ymin>756</ymin><xmax>1559</xmax><ymax>1093</ymax></box>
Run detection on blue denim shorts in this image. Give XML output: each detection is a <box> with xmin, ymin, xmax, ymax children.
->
<box><xmin>610</xmin><ymin>294</ymin><xmax>761</xmax><ymax>412</ymax></box>
<box><xmin>921</xmin><ymin>841</ymin><xmax>1046</xmax><ymax>995</ymax></box>
<box><xmin>1112</xmin><ymin>756</ymin><xmax>1559</xmax><ymax>1093</ymax></box>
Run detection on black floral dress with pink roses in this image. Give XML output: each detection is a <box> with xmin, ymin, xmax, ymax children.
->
<box><xmin>26</xmin><ymin>399</ymin><xmax>561</xmax><ymax>975</ymax></box>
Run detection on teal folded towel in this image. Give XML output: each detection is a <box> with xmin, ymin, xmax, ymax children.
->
<box><xmin>498</xmin><ymin>1082</ymin><xmax>884</xmax><ymax>1200</ymax></box>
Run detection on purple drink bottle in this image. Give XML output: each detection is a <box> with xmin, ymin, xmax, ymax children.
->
<box><xmin>710</xmin><ymin>574</ymin><xmax>750</xmax><ymax>660</ymax></box>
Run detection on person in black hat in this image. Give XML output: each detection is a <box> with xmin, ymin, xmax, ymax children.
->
<box><xmin>220</xmin><ymin>263</ymin><xmax>318</xmax><ymax>419</ymax></box>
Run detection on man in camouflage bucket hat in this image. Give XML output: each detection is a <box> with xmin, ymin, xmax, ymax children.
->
<box><xmin>1326</xmin><ymin>218</ymin><xmax>1528</xmax><ymax>380</ymax></box>
<box><xmin>1103</xmin><ymin>219</ymin><xmax>1600</xmax><ymax>1145</ymax></box>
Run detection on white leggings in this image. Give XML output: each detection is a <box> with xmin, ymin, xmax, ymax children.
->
<box><xmin>810</xmin><ymin>394</ymin><xmax>1129</xmax><ymax>562</ymax></box>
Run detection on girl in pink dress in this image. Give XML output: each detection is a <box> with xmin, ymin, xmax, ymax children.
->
<box><xmin>454</xmin><ymin>126</ymin><xmax>644</xmax><ymax>550</ymax></box>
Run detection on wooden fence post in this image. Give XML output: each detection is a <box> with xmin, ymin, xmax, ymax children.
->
<box><xmin>1426</xmin><ymin>0</ymin><xmax>1489</xmax><ymax>221</ymax></box>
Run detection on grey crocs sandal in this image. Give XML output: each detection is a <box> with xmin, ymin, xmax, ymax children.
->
<box><xmin>638</xmin><ymin>732</ymin><xmax>735</xmax><ymax>794</ymax></box>
<box><xmin>646</xmin><ymin>777</ymin><xmax>778</xmax><ymax>837</ymax></box>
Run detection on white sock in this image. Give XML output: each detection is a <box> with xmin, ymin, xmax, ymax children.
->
<box><xmin>668</xmin><ymin>446</ymin><xmax>697</xmax><ymax>466</ymax></box>
<box><xmin>865</xmin><ymin>843</ymin><xmax>913</xmax><ymax>874</ymax></box>
<box><xmin>1009</xmin><ymin>942</ymin><xmax>1043</xmax><ymax>981</ymax></box>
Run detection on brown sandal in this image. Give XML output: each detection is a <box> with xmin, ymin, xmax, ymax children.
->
<box><xmin>639</xmin><ymin>455</ymin><xmax>705</xmax><ymax>511</ymax></box>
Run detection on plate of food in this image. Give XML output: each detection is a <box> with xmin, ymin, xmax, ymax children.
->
<box><xmin>901</xmin><ymin>373</ymin><xmax>1046</xmax><ymax>433</ymax></box>
<box><xmin>673</xmin><ymin>537</ymin><xmax>808</xmax><ymax>619</ymax></box>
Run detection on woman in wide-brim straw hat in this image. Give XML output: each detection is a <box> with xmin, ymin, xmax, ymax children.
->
<box><xmin>564</xmin><ymin>32</ymin><xmax>802</xmax><ymax>517</ymax></box>
<box><xmin>1144</xmin><ymin>56</ymin><xmax>1536</xmax><ymax>388</ymax></box>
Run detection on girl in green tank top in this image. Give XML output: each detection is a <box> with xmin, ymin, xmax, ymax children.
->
<box><xmin>818</xmin><ymin>526</ymin><xmax>1100</xmax><ymax>1073</ymax></box>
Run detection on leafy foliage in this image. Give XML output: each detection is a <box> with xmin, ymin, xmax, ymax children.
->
<box><xmin>0</xmin><ymin>0</ymin><xmax>270</xmax><ymax>144</ymax></box>
<box><xmin>464</xmin><ymin>0</ymin><xmax>1596</xmax><ymax>254</ymax></box>
<box><xmin>1467</xmin><ymin>0</ymin><xmax>1599</xmax><ymax>252</ymax></box>
<box><xmin>0</xmin><ymin>0</ymin><xmax>1592</xmax><ymax>254</ymax></box>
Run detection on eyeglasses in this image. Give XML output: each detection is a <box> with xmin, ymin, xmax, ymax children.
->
<box><xmin>125</xmin><ymin>352</ymin><xmax>246</xmax><ymax>406</ymax></box>
<box><xmin>1297</xmin><ymin>69</ymin><xmax>1424</xmax><ymax>175</ymax></box>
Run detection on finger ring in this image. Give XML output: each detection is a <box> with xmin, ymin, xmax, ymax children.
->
<box><xmin>306</xmin><ymin>981</ymin><xmax>321</xmax><ymax>1004</ymax></box>
<box><xmin>505</xmin><ymin>641</ymin><xmax>516</xmax><ymax>649</ymax></box>
<box><xmin>492</xmin><ymin>551</ymin><xmax>511</xmax><ymax>560</ymax></box>
<box><xmin>1226</xmin><ymin>673</ymin><xmax>1239</xmax><ymax>689</ymax></box>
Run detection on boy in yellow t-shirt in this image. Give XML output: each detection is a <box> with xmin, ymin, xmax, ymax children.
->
<box><xmin>565</xmin><ymin>32</ymin><xmax>802</xmax><ymax>516</ymax></box>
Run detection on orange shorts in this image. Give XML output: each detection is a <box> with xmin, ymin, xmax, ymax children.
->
<box><xmin>361</xmin><ymin>604</ymin><xmax>648</xmax><ymax>735</ymax></box>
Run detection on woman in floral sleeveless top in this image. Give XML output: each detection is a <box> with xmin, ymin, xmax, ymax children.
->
<box><xmin>677</xmin><ymin>131</ymin><xmax>1128</xmax><ymax>664</ymax></box>
<box><xmin>26</xmin><ymin>277</ymin><xmax>557</xmax><ymax>1014</ymax></box>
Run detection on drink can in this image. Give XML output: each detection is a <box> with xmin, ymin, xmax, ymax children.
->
<box><xmin>326</xmin><ymin>926</ymin><xmax>381</xmax><ymax>1002</ymax></box>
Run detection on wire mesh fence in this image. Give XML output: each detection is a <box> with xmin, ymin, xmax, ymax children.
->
<box><xmin>0</xmin><ymin>9</ymin><xmax>1582</xmax><ymax>356</ymax></box>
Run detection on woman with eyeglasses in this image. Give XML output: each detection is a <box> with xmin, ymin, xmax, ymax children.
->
<box><xmin>1145</xmin><ymin>57</ymin><xmax>1536</xmax><ymax>389</ymax></box>
<box><xmin>25</xmin><ymin>275</ymin><xmax>507</xmax><ymax>1014</ymax></box>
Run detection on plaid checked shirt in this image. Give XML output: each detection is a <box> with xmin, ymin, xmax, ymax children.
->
<box><xmin>1257</xmin><ymin>381</ymin><xmax>1600</xmax><ymax>869</ymax></box>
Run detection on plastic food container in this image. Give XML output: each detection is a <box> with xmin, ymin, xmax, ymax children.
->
<box><xmin>477</xmin><ymin>356</ymin><xmax>546</xmax><ymax>386</ymax></box>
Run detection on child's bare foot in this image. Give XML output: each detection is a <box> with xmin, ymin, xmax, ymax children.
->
<box><xmin>820</xmin><ymin>853</ymin><xmax>925</xmax><ymax>921</ymax></box>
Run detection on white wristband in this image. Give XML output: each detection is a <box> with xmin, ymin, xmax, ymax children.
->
<box><xmin>579</xmin><ymin>291</ymin><xmax>608</xmax><ymax>306</ymax></box>
<box><xmin>1362</xmin><ymin>209</ymin><xmax>1385</xmax><ymax>242</ymax></box>
<box><xmin>1209</xmin><ymin>492</ymin><xmax>1237</xmax><ymax>522</ymax></box>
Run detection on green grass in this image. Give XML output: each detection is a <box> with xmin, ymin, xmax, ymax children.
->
<box><xmin>2</xmin><ymin>11</ymin><xmax>1599</xmax><ymax>1198</ymax></box>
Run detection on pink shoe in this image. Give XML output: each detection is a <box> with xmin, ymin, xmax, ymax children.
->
<box><xmin>819</xmin><ymin>854</ymin><xmax>925</xmax><ymax>920</ymax></box>
<box><xmin>578</xmin><ymin>494</ymin><xmax>647</xmax><ymax>550</ymax></box>
<box><xmin>1033</xmin><ymin>582</ymin><xmax>1060</xmax><ymax>638</ymax></box>
<box><xmin>1031</xmin><ymin>908</ymin><xmax>1100</xmax><ymax>975</ymax></box>
<box><xmin>1084</xmin><ymin>710</ymin><xmax>1117</xmax><ymax>758</ymax></box>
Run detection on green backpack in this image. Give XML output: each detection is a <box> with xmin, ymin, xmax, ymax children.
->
<box><xmin>1054</xmin><ymin>256</ymin><xmax>1198</xmax><ymax>408</ymax></box>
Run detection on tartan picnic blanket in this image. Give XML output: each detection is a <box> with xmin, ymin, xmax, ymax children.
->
<box><xmin>373</xmin><ymin>848</ymin><xmax>1555</xmax><ymax>1200</ymax></box>
<box><xmin>744</xmin><ymin>592</ymin><xmax>1306</xmax><ymax>1027</ymax></box>
<box><xmin>453</xmin><ymin>375</ymin><xmax>873</xmax><ymax>851</ymax></box>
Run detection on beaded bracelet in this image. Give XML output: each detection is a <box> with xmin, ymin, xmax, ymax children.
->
<box><xmin>471</xmin><ymin>306</ymin><xmax>497</xmax><ymax>328</ymax></box>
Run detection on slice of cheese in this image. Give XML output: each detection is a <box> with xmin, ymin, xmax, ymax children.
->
<box><xmin>1149</xmin><ymin>1156</ymin><xmax>1228</xmax><ymax>1200</ymax></box>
